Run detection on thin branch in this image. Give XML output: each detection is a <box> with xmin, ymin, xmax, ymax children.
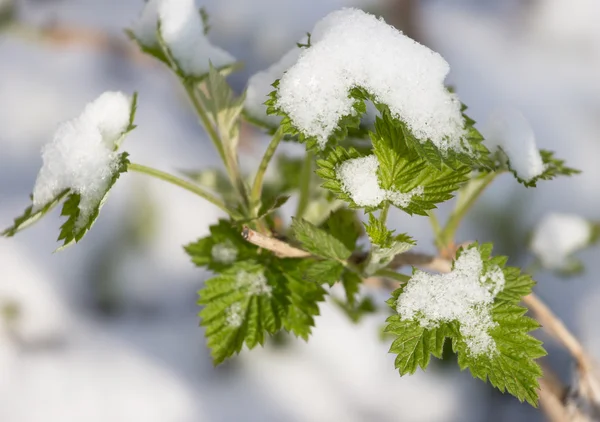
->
<box><xmin>4</xmin><ymin>21</ymin><xmax>150</xmax><ymax>64</ymax></box>
<box><xmin>128</xmin><ymin>163</ymin><xmax>241</xmax><ymax>218</ymax></box>
<box><xmin>242</xmin><ymin>226</ymin><xmax>310</xmax><ymax>258</ymax></box>
<box><xmin>523</xmin><ymin>293</ymin><xmax>592</xmax><ymax>372</ymax></box>
<box><xmin>250</xmin><ymin>127</ymin><xmax>284</xmax><ymax>213</ymax></box>
<box><xmin>389</xmin><ymin>251</ymin><xmax>452</xmax><ymax>273</ymax></box>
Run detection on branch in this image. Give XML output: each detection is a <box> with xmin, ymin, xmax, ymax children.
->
<box><xmin>242</xmin><ymin>226</ymin><xmax>310</xmax><ymax>258</ymax></box>
<box><xmin>239</xmin><ymin>226</ymin><xmax>598</xmax><ymax>407</ymax></box>
<box><xmin>4</xmin><ymin>21</ymin><xmax>150</xmax><ymax>64</ymax></box>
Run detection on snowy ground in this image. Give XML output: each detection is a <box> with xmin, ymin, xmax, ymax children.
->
<box><xmin>0</xmin><ymin>0</ymin><xmax>598</xmax><ymax>421</ymax></box>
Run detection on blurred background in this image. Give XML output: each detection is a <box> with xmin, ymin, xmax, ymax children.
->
<box><xmin>0</xmin><ymin>0</ymin><xmax>599</xmax><ymax>421</ymax></box>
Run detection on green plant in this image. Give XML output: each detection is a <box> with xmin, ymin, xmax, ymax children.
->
<box><xmin>3</xmin><ymin>4</ymin><xmax>598</xmax><ymax>411</ymax></box>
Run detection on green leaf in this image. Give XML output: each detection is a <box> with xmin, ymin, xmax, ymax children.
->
<box><xmin>272</xmin><ymin>84</ymin><xmax>491</xmax><ymax>170</ymax></box>
<box><xmin>341</xmin><ymin>271</ymin><xmax>362</xmax><ymax>306</ymax></box>
<box><xmin>316</xmin><ymin>113</ymin><xmax>472</xmax><ymax>215</ymax></box>
<box><xmin>56</xmin><ymin>153</ymin><xmax>130</xmax><ymax>249</ymax></box>
<box><xmin>385</xmin><ymin>243</ymin><xmax>545</xmax><ymax>406</ymax></box>
<box><xmin>198</xmin><ymin>261</ymin><xmax>289</xmax><ymax>364</ymax></box>
<box><xmin>363</xmin><ymin>213</ymin><xmax>415</xmax><ymax>274</ymax></box>
<box><xmin>198</xmin><ymin>259</ymin><xmax>327</xmax><ymax>361</ymax></box>
<box><xmin>267</xmin><ymin>84</ymin><xmax>366</xmax><ymax>153</ymax></box>
<box><xmin>502</xmin><ymin>149</ymin><xmax>580</xmax><ymax>188</ymax></box>
<box><xmin>291</xmin><ymin>218</ymin><xmax>352</xmax><ymax>261</ymax></box>
<box><xmin>365</xmin><ymin>241</ymin><xmax>415</xmax><ymax>276</ymax></box>
<box><xmin>258</xmin><ymin>195</ymin><xmax>290</xmax><ymax>219</ymax></box>
<box><xmin>196</xmin><ymin>64</ymin><xmax>245</xmax><ymax>149</ymax></box>
<box><xmin>184</xmin><ymin>219</ymin><xmax>259</xmax><ymax>271</ymax></box>
<box><xmin>334</xmin><ymin>296</ymin><xmax>377</xmax><ymax>323</ymax></box>
<box><xmin>2</xmin><ymin>189</ymin><xmax>69</xmax><ymax>237</ymax></box>
<box><xmin>322</xmin><ymin>208</ymin><xmax>363</xmax><ymax>251</ymax></box>
<box><xmin>3</xmin><ymin>93</ymin><xmax>136</xmax><ymax>244</ymax></box>
<box><xmin>371</xmin><ymin>113</ymin><xmax>472</xmax><ymax>215</ymax></box>
<box><xmin>278</xmin><ymin>259</ymin><xmax>327</xmax><ymax>340</ymax></box>
<box><xmin>303</xmin><ymin>260</ymin><xmax>345</xmax><ymax>286</ymax></box>
<box><xmin>385</xmin><ymin>315</ymin><xmax>448</xmax><ymax>374</ymax></box>
<box><xmin>125</xmin><ymin>28</ymin><xmax>171</xmax><ymax>67</ymax></box>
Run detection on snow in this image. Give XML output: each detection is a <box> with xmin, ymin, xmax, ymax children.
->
<box><xmin>32</xmin><ymin>91</ymin><xmax>133</xmax><ymax>229</ymax></box>
<box><xmin>211</xmin><ymin>241</ymin><xmax>238</xmax><ymax>264</ymax></box>
<box><xmin>396</xmin><ymin>248</ymin><xmax>505</xmax><ymax>357</ymax></box>
<box><xmin>133</xmin><ymin>0</ymin><xmax>236</xmax><ymax>76</ymax></box>
<box><xmin>236</xmin><ymin>269</ymin><xmax>272</xmax><ymax>296</ymax></box>
<box><xmin>245</xmin><ymin>47</ymin><xmax>301</xmax><ymax>126</ymax></box>
<box><xmin>387</xmin><ymin>186</ymin><xmax>424</xmax><ymax>208</ymax></box>
<box><xmin>336</xmin><ymin>155</ymin><xmax>424</xmax><ymax>208</ymax></box>
<box><xmin>483</xmin><ymin>109</ymin><xmax>545</xmax><ymax>181</ymax></box>
<box><xmin>530</xmin><ymin>213</ymin><xmax>592</xmax><ymax>269</ymax></box>
<box><xmin>337</xmin><ymin>155</ymin><xmax>386</xmax><ymax>207</ymax></box>
<box><xmin>226</xmin><ymin>303</ymin><xmax>243</xmax><ymax>328</ymax></box>
<box><xmin>275</xmin><ymin>8</ymin><xmax>467</xmax><ymax>150</ymax></box>
<box><xmin>131</xmin><ymin>0</ymin><xmax>160</xmax><ymax>47</ymax></box>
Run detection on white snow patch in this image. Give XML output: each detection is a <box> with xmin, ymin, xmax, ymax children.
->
<box><xmin>530</xmin><ymin>213</ymin><xmax>592</xmax><ymax>269</ymax></box>
<box><xmin>235</xmin><ymin>269</ymin><xmax>272</xmax><ymax>297</ymax></box>
<box><xmin>131</xmin><ymin>0</ymin><xmax>160</xmax><ymax>47</ymax></box>
<box><xmin>245</xmin><ymin>47</ymin><xmax>301</xmax><ymax>126</ymax></box>
<box><xmin>32</xmin><ymin>91</ymin><xmax>132</xmax><ymax>229</ymax></box>
<box><xmin>337</xmin><ymin>155</ymin><xmax>386</xmax><ymax>207</ymax></box>
<box><xmin>276</xmin><ymin>8</ymin><xmax>466</xmax><ymax>149</ymax></box>
<box><xmin>387</xmin><ymin>186</ymin><xmax>424</xmax><ymax>208</ymax></box>
<box><xmin>133</xmin><ymin>0</ymin><xmax>235</xmax><ymax>76</ymax></box>
<box><xmin>211</xmin><ymin>241</ymin><xmax>238</xmax><ymax>264</ymax></box>
<box><xmin>336</xmin><ymin>155</ymin><xmax>423</xmax><ymax>208</ymax></box>
<box><xmin>225</xmin><ymin>302</ymin><xmax>243</xmax><ymax>328</ymax></box>
<box><xmin>483</xmin><ymin>109</ymin><xmax>545</xmax><ymax>181</ymax></box>
<box><xmin>396</xmin><ymin>248</ymin><xmax>505</xmax><ymax>357</ymax></box>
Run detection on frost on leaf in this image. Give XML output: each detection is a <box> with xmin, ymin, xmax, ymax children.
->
<box><xmin>274</xmin><ymin>8</ymin><xmax>468</xmax><ymax>152</ymax></box>
<box><xmin>198</xmin><ymin>260</ymin><xmax>325</xmax><ymax>363</ymax></box>
<box><xmin>131</xmin><ymin>0</ymin><xmax>235</xmax><ymax>77</ymax></box>
<box><xmin>225</xmin><ymin>302</ymin><xmax>243</xmax><ymax>328</ymax></box>
<box><xmin>530</xmin><ymin>213</ymin><xmax>592</xmax><ymax>270</ymax></box>
<box><xmin>236</xmin><ymin>269</ymin><xmax>272</xmax><ymax>297</ymax></box>
<box><xmin>3</xmin><ymin>92</ymin><xmax>136</xmax><ymax>245</ymax></box>
<box><xmin>397</xmin><ymin>247</ymin><xmax>504</xmax><ymax>357</ymax></box>
<box><xmin>336</xmin><ymin>155</ymin><xmax>424</xmax><ymax>209</ymax></box>
<box><xmin>211</xmin><ymin>240</ymin><xmax>238</xmax><ymax>265</ymax></box>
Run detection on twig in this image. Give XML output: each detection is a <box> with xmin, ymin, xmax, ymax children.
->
<box><xmin>4</xmin><ymin>22</ymin><xmax>150</xmax><ymax>64</ymax></box>
<box><xmin>242</xmin><ymin>226</ymin><xmax>310</xmax><ymax>258</ymax></box>
<box><xmin>523</xmin><ymin>294</ymin><xmax>592</xmax><ymax>373</ymax></box>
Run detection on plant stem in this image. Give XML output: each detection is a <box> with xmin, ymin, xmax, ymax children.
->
<box><xmin>128</xmin><ymin>163</ymin><xmax>241</xmax><ymax>218</ymax></box>
<box><xmin>295</xmin><ymin>152</ymin><xmax>313</xmax><ymax>219</ymax></box>
<box><xmin>250</xmin><ymin>127</ymin><xmax>284</xmax><ymax>214</ymax></box>
<box><xmin>379</xmin><ymin>203</ymin><xmax>390</xmax><ymax>225</ymax></box>
<box><xmin>183</xmin><ymin>82</ymin><xmax>226</xmax><ymax>162</ymax></box>
<box><xmin>428</xmin><ymin>210</ymin><xmax>441</xmax><ymax>239</ymax></box>
<box><xmin>242</xmin><ymin>226</ymin><xmax>310</xmax><ymax>258</ymax></box>
<box><xmin>438</xmin><ymin>171</ymin><xmax>498</xmax><ymax>248</ymax></box>
<box><xmin>182</xmin><ymin>81</ymin><xmax>250</xmax><ymax>213</ymax></box>
<box><xmin>374</xmin><ymin>268</ymin><xmax>411</xmax><ymax>284</ymax></box>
